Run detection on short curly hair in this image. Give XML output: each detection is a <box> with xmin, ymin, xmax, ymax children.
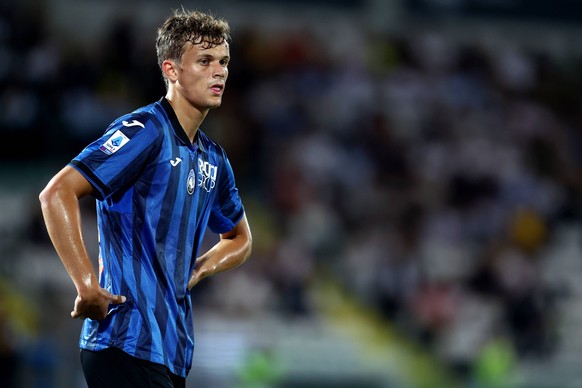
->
<box><xmin>156</xmin><ymin>9</ymin><xmax>231</xmax><ymax>88</ymax></box>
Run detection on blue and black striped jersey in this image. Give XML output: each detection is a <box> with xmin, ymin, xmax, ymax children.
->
<box><xmin>69</xmin><ymin>97</ymin><xmax>244</xmax><ymax>377</ymax></box>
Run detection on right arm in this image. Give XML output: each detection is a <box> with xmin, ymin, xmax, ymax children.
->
<box><xmin>39</xmin><ymin>166</ymin><xmax>125</xmax><ymax>320</ymax></box>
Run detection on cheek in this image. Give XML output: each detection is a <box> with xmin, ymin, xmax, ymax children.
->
<box><xmin>183</xmin><ymin>74</ymin><xmax>203</xmax><ymax>88</ymax></box>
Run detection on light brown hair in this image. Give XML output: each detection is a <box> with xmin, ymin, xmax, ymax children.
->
<box><xmin>156</xmin><ymin>9</ymin><xmax>231</xmax><ymax>88</ymax></box>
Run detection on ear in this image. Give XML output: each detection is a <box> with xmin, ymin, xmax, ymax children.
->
<box><xmin>162</xmin><ymin>60</ymin><xmax>179</xmax><ymax>82</ymax></box>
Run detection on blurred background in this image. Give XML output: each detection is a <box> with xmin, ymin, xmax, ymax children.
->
<box><xmin>2</xmin><ymin>0</ymin><xmax>582</xmax><ymax>387</ymax></box>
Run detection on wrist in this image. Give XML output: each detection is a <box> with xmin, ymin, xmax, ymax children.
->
<box><xmin>75</xmin><ymin>274</ymin><xmax>100</xmax><ymax>295</ymax></box>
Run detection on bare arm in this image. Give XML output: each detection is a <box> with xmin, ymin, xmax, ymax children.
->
<box><xmin>39</xmin><ymin>166</ymin><xmax>125</xmax><ymax>320</ymax></box>
<box><xmin>188</xmin><ymin>214</ymin><xmax>252</xmax><ymax>289</ymax></box>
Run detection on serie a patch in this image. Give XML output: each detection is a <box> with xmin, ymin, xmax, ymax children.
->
<box><xmin>99</xmin><ymin>130</ymin><xmax>130</xmax><ymax>155</ymax></box>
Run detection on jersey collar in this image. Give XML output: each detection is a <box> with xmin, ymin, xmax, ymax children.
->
<box><xmin>160</xmin><ymin>97</ymin><xmax>207</xmax><ymax>153</ymax></box>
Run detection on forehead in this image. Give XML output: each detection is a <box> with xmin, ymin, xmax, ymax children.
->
<box><xmin>183</xmin><ymin>40</ymin><xmax>230</xmax><ymax>58</ymax></box>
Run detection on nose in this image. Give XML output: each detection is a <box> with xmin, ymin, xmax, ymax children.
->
<box><xmin>214</xmin><ymin>63</ymin><xmax>227</xmax><ymax>79</ymax></box>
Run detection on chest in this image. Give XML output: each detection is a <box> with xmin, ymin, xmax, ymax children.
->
<box><xmin>149</xmin><ymin>142</ymin><xmax>220</xmax><ymax>207</ymax></box>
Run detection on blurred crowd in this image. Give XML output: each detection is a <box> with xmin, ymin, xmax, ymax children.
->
<box><xmin>2</xmin><ymin>2</ymin><xmax>582</xmax><ymax>387</ymax></box>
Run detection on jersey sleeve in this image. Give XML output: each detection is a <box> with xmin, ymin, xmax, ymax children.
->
<box><xmin>207</xmin><ymin>148</ymin><xmax>245</xmax><ymax>234</ymax></box>
<box><xmin>68</xmin><ymin>114</ymin><xmax>161</xmax><ymax>201</ymax></box>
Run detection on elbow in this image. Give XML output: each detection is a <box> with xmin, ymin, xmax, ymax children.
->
<box><xmin>243</xmin><ymin>235</ymin><xmax>253</xmax><ymax>262</ymax></box>
<box><xmin>38</xmin><ymin>178</ymin><xmax>69</xmax><ymax>214</ymax></box>
<box><xmin>236</xmin><ymin>232</ymin><xmax>252</xmax><ymax>266</ymax></box>
<box><xmin>38</xmin><ymin>183</ymin><xmax>54</xmax><ymax>211</ymax></box>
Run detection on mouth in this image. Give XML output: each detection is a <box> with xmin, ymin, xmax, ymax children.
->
<box><xmin>210</xmin><ymin>83</ymin><xmax>224</xmax><ymax>95</ymax></box>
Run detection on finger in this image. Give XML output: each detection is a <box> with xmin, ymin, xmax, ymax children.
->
<box><xmin>188</xmin><ymin>272</ymin><xmax>202</xmax><ymax>289</ymax></box>
<box><xmin>110</xmin><ymin>294</ymin><xmax>127</xmax><ymax>304</ymax></box>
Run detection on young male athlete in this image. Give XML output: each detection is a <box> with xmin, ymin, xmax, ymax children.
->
<box><xmin>39</xmin><ymin>9</ymin><xmax>252</xmax><ymax>387</ymax></box>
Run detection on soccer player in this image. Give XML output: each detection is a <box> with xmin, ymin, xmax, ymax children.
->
<box><xmin>38</xmin><ymin>9</ymin><xmax>252</xmax><ymax>388</ymax></box>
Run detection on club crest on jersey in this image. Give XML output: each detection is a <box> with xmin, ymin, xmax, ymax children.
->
<box><xmin>99</xmin><ymin>130</ymin><xmax>130</xmax><ymax>155</ymax></box>
<box><xmin>198</xmin><ymin>159</ymin><xmax>217</xmax><ymax>193</ymax></box>
<box><xmin>187</xmin><ymin>169</ymin><xmax>196</xmax><ymax>195</ymax></box>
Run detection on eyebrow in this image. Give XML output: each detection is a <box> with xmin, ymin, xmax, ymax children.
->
<box><xmin>198</xmin><ymin>53</ymin><xmax>230</xmax><ymax>61</ymax></box>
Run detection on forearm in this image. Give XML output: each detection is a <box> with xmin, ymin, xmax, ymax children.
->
<box><xmin>197</xmin><ymin>236</ymin><xmax>251</xmax><ymax>275</ymax></box>
<box><xmin>189</xmin><ymin>215</ymin><xmax>252</xmax><ymax>289</ymax></box>
<box><xmin>39</xmin><ymin>179</ymin><xmax>98</xmax><ymax>293</ymax></box>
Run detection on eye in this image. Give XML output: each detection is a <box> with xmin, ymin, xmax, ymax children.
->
<box><xmin>199</xmin><ymin>58</ymin><xmax>209</xmax><ymax>65</ymax></box>
<box><xmin>220</xmin><ymin>59</ymin><xmax>229</xmax><ymax>67</ymax></box>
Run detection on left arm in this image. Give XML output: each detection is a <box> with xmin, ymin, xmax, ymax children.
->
<box><xmin>188</xmin><ymin>213</ymin><xmax>252</xmax><ymax>289</ymax></box>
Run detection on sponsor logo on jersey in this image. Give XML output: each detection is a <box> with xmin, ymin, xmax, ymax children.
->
<box><xmin>197</xmin><ymin>159</ymin><xmax>217</xmax><ymax>193</ymax></box>
<box><xmin>99</xmin><ymin>130</ymin><xmax>130</xmax><ymax>155</ymax></box>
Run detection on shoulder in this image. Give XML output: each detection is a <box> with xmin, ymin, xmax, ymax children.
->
<box><xmin>106</xmin><ymin>101</ymin><xmax>167</xmax><ymax>139</ymax></box>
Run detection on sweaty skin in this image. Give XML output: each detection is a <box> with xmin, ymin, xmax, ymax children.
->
<box><xmin>39</xmin><ymin>166</ymin><xmax>125</xmax><ymax>320</ymax></box>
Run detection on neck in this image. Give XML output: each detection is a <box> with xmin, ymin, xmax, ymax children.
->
<box><xmin>164</xmin><ymin>91</ymin><xmax>208</xmax><ymax>143</ymax></box>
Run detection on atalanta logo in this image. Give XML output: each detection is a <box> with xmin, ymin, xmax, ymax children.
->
<box><xmin>187</xmin><ymin>169</ymin><xmax>195</xmax><ymax>195</ymax></box>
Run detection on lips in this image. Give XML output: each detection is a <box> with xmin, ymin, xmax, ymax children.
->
<box><xmin>210</xmin><ymin>83</ymin><xmax>224</xmax><ymax>94</ymax></box>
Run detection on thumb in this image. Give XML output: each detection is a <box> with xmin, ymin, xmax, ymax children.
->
<box><xmin>110</xmin><ymin>294</ymin><xmax>126</xmax><ymax>304</ymax></box>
